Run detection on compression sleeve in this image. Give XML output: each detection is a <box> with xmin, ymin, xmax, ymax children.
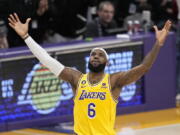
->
<box><xmin>24</xmin><ymin>36</ymin><xmax>65</xmax><ymax>77</ymax></box>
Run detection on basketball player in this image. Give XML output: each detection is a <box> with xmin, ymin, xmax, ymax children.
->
<box><xmin>8</xmin><ymin>13</ymin><xmax>171</xmax><ymax>135</ymax></box>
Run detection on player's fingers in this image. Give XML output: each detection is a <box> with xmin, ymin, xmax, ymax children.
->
<box><xmin>164</xmin><ymin>20</ymin><xmax>169</xmax><ymax>30</ymax></box>
<box><xmin>25</xmin><ymin>18</ymin><xmax>31</xmax><ymax>25</ymax></box>
<box><xmin>166</xmin><ymin>20</ymin><xmax>172</xmax><ymax>31</ymax></box>
<box><xmin>9</xmin><ymin>14</ymin><xmax>16</xmax><ymax>23</ymax></box>
<box><xmin>164</xmin><ymin>20</ymin><xmax>171</xmax><ymax>31</ymax></box>
<box><xmin>14</xmin><ymin>13</ymin><xmax>20</xmax><ymax>22</ymax></box>
<box><xmin>8</xmin><ymin>17</ymin><xmax>15</xmax><ymax>25</ymax></box>
<box><xmin>153</xmin><ymin>25</ymin><xmax>158</xmax><ymax>33</ymax></box>
<box><xmin>8</xmin><ymin>23</ymin><xmax>15</xmax><ymax>29</ymax></box>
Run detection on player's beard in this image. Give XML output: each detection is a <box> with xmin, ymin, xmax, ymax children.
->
<box><xmin>88</xmin><ymin>62</ymin><xmax>106</xmax><ymax>73</ymax></box>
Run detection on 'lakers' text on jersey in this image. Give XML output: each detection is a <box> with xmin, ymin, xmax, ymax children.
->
<box><xmin>74</xmin><ymin>74</ymin><xmax>117</xmax><ymax>135</ymax></box>
<box><xmin>79</xmin><ymin>90</ymin><xmax>106</xmax><ymax>100</ymax></box>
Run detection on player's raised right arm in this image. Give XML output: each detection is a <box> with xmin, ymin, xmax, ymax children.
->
<box><xmin>8</xmin><ymin>13</ymin><xmax>82</xmax><ymax>92</ymax></box>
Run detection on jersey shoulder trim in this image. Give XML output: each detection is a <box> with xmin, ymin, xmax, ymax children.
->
<box><xmin>73</xmin><ymin>73</ymin><xmax>84</xmax><ymax>100</ymax></box>
<box><xmin>108</xmin><ymin>74</ymin><xmax>118</xmax><ymax>103</ymax></box>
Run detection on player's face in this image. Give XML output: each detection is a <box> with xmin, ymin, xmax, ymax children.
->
<box><xmin>88</xmin><ymin>50</ymin><xmax>107</xmax><ymax>73</ymax></box>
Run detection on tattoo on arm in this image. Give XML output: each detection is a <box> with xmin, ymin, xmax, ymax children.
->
<box><xmin>118</xmin><ymin>65</ymin><xmax>146</xmax><ymax>86</ymax></box>
<box><xmin>118</xmin><ymin>41</ymin><xmax>161</xmax><ymax>87</ymax></box>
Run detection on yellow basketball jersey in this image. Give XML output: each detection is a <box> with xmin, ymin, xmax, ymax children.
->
<box><xmin>74</xmin><ymin>73</ymin><xmax>117</xmax><ymax>135</ymax></box>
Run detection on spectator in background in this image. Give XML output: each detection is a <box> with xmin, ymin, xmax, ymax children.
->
<box><xmin>1</xmin><ymin>0</ymin><xmax>96</xmax><ymax>45</ymax></box>
<box><xmin>43</xmin><ymin>0</ymin><xmax>94</xmax><ymax>43</ymax></box>
<box><xmin>36</xmin><ymin>0</ymin><xmax>49</xmax><ymax>16</ymax></box>
<box><xmin>84</xmin><ymin>1</ymin><xmax>118</xmax><ymax>38</ymax></box>
<box><xmin>0</xmin><ymin>19</ymin><xmax>8</xmax><ymax>49</ymax></box>
<box><xmin>95</xmin><ymin>0</ymin><xmax>134</xmax><ymax>27</ymax></box>
<box><xmin>6</xmin><ymin>0</ymin><xmax>40</xmax><ymax>47</ymax></box>
<box><xmin>0</xmin><ymin>0</ymin><xmax>50</xmax><ymax>48</ymax></box>
<box><xmin>123</xmin><ymin>0</ymin><xmax>153</xmax><ymax>33</ymax></box>
<box><xmin>113</xmin><ymin>0</ymin><xmax>134</xmax><ymax>26</ymax></box>
<box><xmin>149</xmin><ymin>0</ymin><xmax>177</xmax><ymax>28</ymax></box>
<box><xmin>30</xmin><ymin>0</ymin><xmax>51</xmax><ymax>43</ymax></box>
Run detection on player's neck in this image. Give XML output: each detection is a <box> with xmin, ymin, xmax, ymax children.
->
<box><xmin>88</xmin><ymin>72</ymin><xmax>105</xmax><ymax>85</ymax></box>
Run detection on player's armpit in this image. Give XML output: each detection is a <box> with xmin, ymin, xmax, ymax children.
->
<box><xmin>59</xmin><ymin>67</ymin><xmax>82</xmax><ymax>91</ymax></box>
<box><xmin>113</xmin><ymin>64</ymin><xmax>148</xmax><ymax>87</ymax></box>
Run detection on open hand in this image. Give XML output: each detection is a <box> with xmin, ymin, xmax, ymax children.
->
<box><xmin>8</xmin><ymin>13</ymin><xmax>31</xmax><ymax>39</ymax></box>
<box><xmin>153</xmin><ymin>20</ymin><xmax>172</xmax><ymax>46</ymax></box>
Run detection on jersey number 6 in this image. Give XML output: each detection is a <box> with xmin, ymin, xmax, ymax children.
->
<box><xmin>88</xmin><ymin>103</ymin><xmax>96</xmax><ymax>118</ymax></box>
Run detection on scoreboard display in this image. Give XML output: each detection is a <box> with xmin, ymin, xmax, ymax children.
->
<box><xmin>0</xmin><ymin>43</ymin><xmax>144</xmax><ymax>124</ymax></box>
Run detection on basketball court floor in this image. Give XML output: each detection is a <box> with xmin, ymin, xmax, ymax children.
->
<box><xmin>1</xmin><ymin>107</ymin><xmax>180</xmax><ymax>135</ymax></box>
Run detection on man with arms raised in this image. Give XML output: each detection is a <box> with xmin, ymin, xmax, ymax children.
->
<box><xmin>8</xmin><ymin>13</ymin><xmax>171</xmax><ymax>135</ymax></box>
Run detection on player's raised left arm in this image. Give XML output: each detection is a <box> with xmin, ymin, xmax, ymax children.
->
<box><xmin>113</xmin><ymin>20</ymin><xmax>172</xmax><ymax>88</ymax></box>
<box><xmin>8</xmin><ymin>13</ymin><xmax>82</xmax><ymax>93</ymax></box>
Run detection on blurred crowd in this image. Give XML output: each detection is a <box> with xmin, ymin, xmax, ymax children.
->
<box><xmin>0</xmin><ymin>0</ymin><xmax>178</xmax><ymax>48</ymax></box>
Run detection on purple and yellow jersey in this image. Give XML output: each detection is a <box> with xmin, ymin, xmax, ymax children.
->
<box><xmin>74</xmin><ymin>73</ymin><xmax>117</xmax><ymax>135</ymax></box>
